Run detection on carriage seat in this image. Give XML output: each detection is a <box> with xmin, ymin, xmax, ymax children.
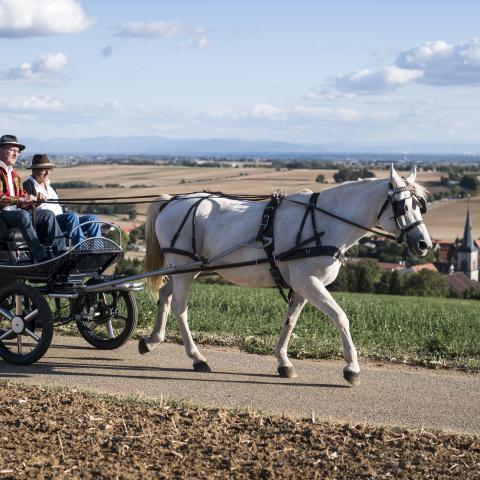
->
<box><xmin>0</xmin><ymin>215</ymin><xmax>28</xmax><ymax>249</ymax></box>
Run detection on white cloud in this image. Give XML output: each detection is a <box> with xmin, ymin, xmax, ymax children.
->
<box><xmin>396</xmin><ymin>39</ymin><xmax>480</xmax><ymax>85</ymax></box>
<box><xmin>333</xmin><ymin>38</ymin><xmax>480</xmax><ymax>94</ymax></box>
<box><xmin>1</xmin><ymin>52</ymin><xmax>67</xmax><ymax>82</ymax></box>
<box><xmin>0</xmin><ymin>0</ymin><xmax>93</xmax><ymax>37</ymax></box>
<box><xmin>116</xmin><ymin>20</ymin><xmax>209</xmax><ymax>48</ymax></box>
<box><xmin>335</xmin><ymin>65</ymin><xmax>423</xmax><ymax>93</ymax></box>
<box><xmin>303</xmin><ymin>89</ymin><xmax>356</xmax><ymax>102</ymax></box>
<box><xmin>116</xmin><ymin>20</ymin><xmax>206</xmax><ymax>39</ymax></box>
<box><xmin>0</xmin><ymin>95</ymin><xmax>65</xmax><ymax>112</ymax></box>
<box><xmin>117</xmin><ymin>20</ymin><xmax>186</xmax><ymax>38</ymax></box>
<box><xmin>189</xmin><ymin>35</ymin><xmax>208</xmax><ymax>49</ymax></box>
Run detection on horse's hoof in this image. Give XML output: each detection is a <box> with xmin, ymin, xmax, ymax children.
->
<box><xmin>138</xmin><ymin>338</ymin><xmax>151</xmax><ymax>355</ymax></box>
<box><xmin>193</xmin><ymin>361</ymin><xmax>212</xmax><ymax>373</ymax></box>
<box><xmin>277</xmin><ymin>366</ymin><xmax>298</xmax><ymax>378</ymax></box>
<box><xmin>343</xmin><ymin>370</ymin><xmax>361</xmax><ymax>386</ymax></box>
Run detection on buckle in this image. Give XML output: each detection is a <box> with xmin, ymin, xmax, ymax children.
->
<box><xmin>260</xmin><ymin>214</ymin><xmax>270</xmax><ymax>228</ymax></box>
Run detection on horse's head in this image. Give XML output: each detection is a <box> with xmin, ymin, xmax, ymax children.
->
<box><xmin>377</xmin><ymin>164</ymin><xmax>432</xmax><ymax>256</ymax></box>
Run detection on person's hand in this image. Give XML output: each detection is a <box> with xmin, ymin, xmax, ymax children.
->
<box><xmin>17</xmin><ymin>196</ymin><xmax>33</xmax><ymax>208</ymax></box>
<box><xmin>36</xmin><ymin>192</ymin><xmax>47</xmax><ymax>203</ymax></box>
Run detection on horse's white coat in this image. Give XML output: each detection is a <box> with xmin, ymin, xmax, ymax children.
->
<box><xmin>141</xmin><ymin>166</ymin><xmax>432</xmax><ymax>383</ymax></box>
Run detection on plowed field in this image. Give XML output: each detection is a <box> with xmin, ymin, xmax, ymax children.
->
<box><xmin>0</xmin><ymin>383</ymin><xmax>478</xmax><ymax>479</ymax></box>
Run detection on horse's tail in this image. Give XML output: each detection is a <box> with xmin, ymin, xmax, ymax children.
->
<box><xmin>145</xmin><ymin>194</ymin><xmax>172</xmax><ymax>298</ymax></box>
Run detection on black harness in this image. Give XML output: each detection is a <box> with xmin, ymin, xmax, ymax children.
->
<box><xmin>158</xmin><ymin>187</ymin><xmax>426</xmax><ymax>303</ymax></box>
<box><xmin>376</xmin><ymin>184</ymin><xmax>427</xmax><ymax>244</ymax></box>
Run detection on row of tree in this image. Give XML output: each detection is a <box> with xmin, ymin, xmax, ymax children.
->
<box><xmin>329</xmin><ymin>259</ymin><xmax>450</xmax><ymax>297</ymax></box>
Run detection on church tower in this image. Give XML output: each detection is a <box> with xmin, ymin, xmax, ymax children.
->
<box><xmin>456</xmin><ymin>208</ymin><xmax>478</xmax><ymax>281</ymax></box>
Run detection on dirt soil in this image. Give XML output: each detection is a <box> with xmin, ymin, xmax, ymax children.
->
<box><xmin>0</xmin><ymin>383</ymin><xmax>478</xmax><ymax>479</ymax></box>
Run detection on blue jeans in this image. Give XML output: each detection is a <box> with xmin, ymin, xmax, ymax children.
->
<box><xmin>57</xmin><ymin>213</ymin><xmax>102</xmax><ymax>245</ymax></box>
<box><xmin>0</xmin><ymin>208</ymin><xmax>66</xmax><ymax>261</ymax></box>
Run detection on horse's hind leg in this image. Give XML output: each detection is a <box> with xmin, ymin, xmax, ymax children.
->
<box><xmin>139</xmin><ymin>278</ymin><xmax>173</xmax><ymax>354</ymax></box>
<box><xmin>275</xmin><ymin>292</ymin><xmax>307</xmax><ymax>378</ymax></box>
<box><xmin>297</xmin><ymin>276</ymin><xmax>360</xmax><ymax>385</ymax></box>
<box><xmin>171</xmin><ymin>274</ymin><xmax>211</xmax><ymax>373</ymax></box>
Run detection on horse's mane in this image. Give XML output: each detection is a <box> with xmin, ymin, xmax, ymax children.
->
<box><xmin>314</xmin><ymin>176</ymin><xmax>429</xmax><ymax>200</ymax></box>
<box><xmin>405</xmin><ymin>178</ymin><xmax>428</xmax><ymax>200</ymax></box>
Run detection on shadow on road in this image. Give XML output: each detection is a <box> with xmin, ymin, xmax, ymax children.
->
<box><xmin>0</xmin><ymin>359</ymin><xmax>349</xmax><ymax>389</ymax></box>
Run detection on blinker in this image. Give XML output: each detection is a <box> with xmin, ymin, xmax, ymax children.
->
<box><xmin>393</xmin><ymin>199</ymin><xmax>407</xmax><ymax>217</ymax></box>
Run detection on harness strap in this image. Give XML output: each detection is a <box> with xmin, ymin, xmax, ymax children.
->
<box><xmin>160</xmin><ymin>247</ymin><xmax>207</xmax><ymax>263</ymax></box>
<box><xmin>170</xmin><ymin>196</ymin><xmax>212</xmax><ymax>261</ymax></box>
<box><xmin>256</xmin><ymin>194</ymin><xmax>291</xmax><ymax>302</ymax></box>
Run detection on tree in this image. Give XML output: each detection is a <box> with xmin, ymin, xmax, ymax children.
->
<box><xmin>403</xmin><ymin>270</ymin><xmax>449</xmax><ymax>297</ymax></box>
<box><xmin>315</xmin><ymin>174</ymin><xmax>326</xmax><ymax>183</ymax></box>
<box><xmin>354</xmin><ymin>259</ymin><xmax>381</xmax><ymax>293</ymax></box>
<box><xmin>389</xmin><ymin>270</ymin><xmax>403</xmax><ymax>295</ymax></box>
<box><xmin>459</xmin><ymin>174</ymin><xmax>479</xmax><ymax>191</ymax></box>
<box><xmin>378</xmin><ymin>240</ymin><xmax>405</xmax><ymax>263</ymax></box>
<box><xmin>334</xmin><ymin>167</ymin><xmax>375</xmax><ymax>183</ymax></box>
<box><xmin>375</xmin><ymin>271</ymin><xmax>391</xmax><ymax>294</ymax></box>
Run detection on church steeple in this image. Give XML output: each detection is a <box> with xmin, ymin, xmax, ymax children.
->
<box><xmin>456</xmin><ymin>208</ymin><xmax>478</xmax><ymax>280</ymax></box>
<box><xmin>458</xmin><ymin>208</ymin><xmax>477</xmax><ymax>253</ymax></box>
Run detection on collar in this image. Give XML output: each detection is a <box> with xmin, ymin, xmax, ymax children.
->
<box><xmin>30</xmin><ymin>175</ymin><xmax>46</xmax><ymax>190</ymax></box>
<box><xmin>0</xmin><ymin>160</ymin><xmax>14</xmax><ymax>173</ymax></box>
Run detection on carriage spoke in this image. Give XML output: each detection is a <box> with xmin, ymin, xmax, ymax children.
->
<box><xmin>24</xmin><ymin>309</ymin><xmax>39</xmax><ymax>322</ymax></box>
<box><xmin>106</xmin><ymin>320</ymin><xmax>115</xmax><ymax>339</ymax></box>
<box><xmin>25</xmin><ymin>328</ymin><xmax>41</xmax><ymax>343</ymax></box>
<box><xmin>0</xmin><ymin>328</ymin><xmax>14</xmax><ymax>340</ymax></box>
<box><xmin>17</xmin><ymin>334</ymin><xmax>23</xmax><ymax>355</ymax></box>
<box><xmin>15</xmin><ymin>295</ymin><xmax>22</xmax><ymax>315</ymax></box>
<box><xmin>0</xmin><ymin>307</ymin><xmax>14</xmax><ymax>321</ymax></box>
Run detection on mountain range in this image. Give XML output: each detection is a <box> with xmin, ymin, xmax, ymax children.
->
<box><xmin>22</xmin><ymin>136</ymin><xmax>480</xmax><ymax>156</ymax></box>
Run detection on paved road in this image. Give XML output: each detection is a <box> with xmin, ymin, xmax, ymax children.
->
<box><xmin>1</xmin><ymin>336</ymin><xmax>479</xmax><ymax>434</ymax></box>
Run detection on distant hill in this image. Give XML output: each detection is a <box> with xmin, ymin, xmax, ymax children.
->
<box><xmin>21</xmin><ymin>136</ymin><xmax>480</xmax><ymax>156</ymax></box>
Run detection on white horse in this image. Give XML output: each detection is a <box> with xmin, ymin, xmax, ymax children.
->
<box><xmin>139</xmin><ymin>165</ymin><xmax>432</xmax><ymax>385</ymax></box>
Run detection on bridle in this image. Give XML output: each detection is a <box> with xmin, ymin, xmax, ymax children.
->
<box><xmin>376</xmin><ymin>184</ymin><xmax>427</xmax><ymax>244</ymax></box>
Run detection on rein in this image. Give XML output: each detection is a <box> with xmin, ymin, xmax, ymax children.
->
<box><xmin>284</xmin><ymin>198</ymin><xmax>398</xmax><ymax>241</ymax></box>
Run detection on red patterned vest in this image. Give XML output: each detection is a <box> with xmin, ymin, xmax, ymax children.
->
<box><xmin>0</xmin><ymin>165</ymin><xmax>26</xmax><ymax>209</ymax></box>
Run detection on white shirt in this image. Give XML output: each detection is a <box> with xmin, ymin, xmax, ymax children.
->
<box><xmin>0</xmin><ymin>160</ymin><xmax>17</xmax><ymax>211</ymax></box>
<box><xmin>29</xmin><ymin>176</ymin><xmax>64</xmax><ymax>216</ymax></box>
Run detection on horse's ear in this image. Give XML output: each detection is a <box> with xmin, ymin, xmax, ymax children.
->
<box><xmin>405</xmin><ymin>165</ymin><xmax>417</xmax><ymax>184</ymax></box>
<box><xmin>389</xmin><ymin>164</ymin><xmax>403</xmax><ymax>188</ymax></box>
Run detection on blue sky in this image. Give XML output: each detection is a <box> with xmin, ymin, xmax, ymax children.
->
<box><xmin>2</xmin><ymin>0</ymin><xmax>480</xmax><ymax>147</ymax></box>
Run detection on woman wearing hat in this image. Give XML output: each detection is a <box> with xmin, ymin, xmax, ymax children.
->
<box><xmin>23</xmin><ymin>154</ymin><xmax>102</xmax><ymax>245</ymax></box>
<box><xmin>0</xmin><ymin>135</ymin><xmax>66</xmax><ymax>262</ymax></box>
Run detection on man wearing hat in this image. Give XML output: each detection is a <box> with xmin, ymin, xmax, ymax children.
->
<box><xmin>0</xmin><ymin>135</ymin><xmax>66</xmax><ymax>262</ymax></box>
<box><xmin>23</xmin><ymin>154</ymin><xmax>102</xmax><ymax>245</ymax></box>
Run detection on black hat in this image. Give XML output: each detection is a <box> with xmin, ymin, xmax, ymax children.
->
<box><xmin>0</xmin><ymin>134</ymin><xmax>25</xmax><ymax>152</ymax></box>
<box><xmin>29</xmin><ymin>153</ymin><xmax>56</xmax><ymax>169</ymax></box>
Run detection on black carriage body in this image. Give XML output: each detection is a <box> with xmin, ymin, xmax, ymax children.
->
<box><xmin>0</xmin><ymin>237</ymin><xmax>122</xmax><ymax>284</ymax></box>
<box><xmin>0</xmin><ymin>237</ymin><xmax>141</xmax><ymax>365</ymax></box>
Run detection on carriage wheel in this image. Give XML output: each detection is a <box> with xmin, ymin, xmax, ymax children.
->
<box><xmin>75</xmin><ymin>290</ymin><xmax>138</xmax><ymax>350</ymax></box>
<box><xmin>0</xmin><ymin>282</ymin><xmax>53</xmax><ymax>365</ymax></box>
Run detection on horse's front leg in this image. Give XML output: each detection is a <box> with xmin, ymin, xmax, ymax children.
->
<box><xmin>297</xmin><ymin>275</ymin><xmax>360</xmax><ymax>385</ymax></box>
<box><xmin>139</xmin><ymin>278</ymin><xmax>173</xmax><ymax>354</ymax></box>
<box><xmin>171</xmin><ymin>274</ymin><xmax>211</xmax><ymax>372</ymax></box>
<box><xmin>275</xmin><ymin>291</ymin><xmax>307</xmax><ymax>378</ymax></box>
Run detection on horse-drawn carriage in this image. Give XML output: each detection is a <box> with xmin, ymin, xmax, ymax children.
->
<box><xmin>0</xmin><ymin>165</ymin><xmax>432</xmax><ymax>385</ymax></box>
<box><xmin>0</xmin><ymin>220</ymin><xmax>142</xmax><ymax>365</ymax></box>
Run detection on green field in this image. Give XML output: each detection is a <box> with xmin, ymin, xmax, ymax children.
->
<box><xmin>135</xmin><ymin>283</ymin><xmax>480</xmax><ymax>370</ymax></box>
